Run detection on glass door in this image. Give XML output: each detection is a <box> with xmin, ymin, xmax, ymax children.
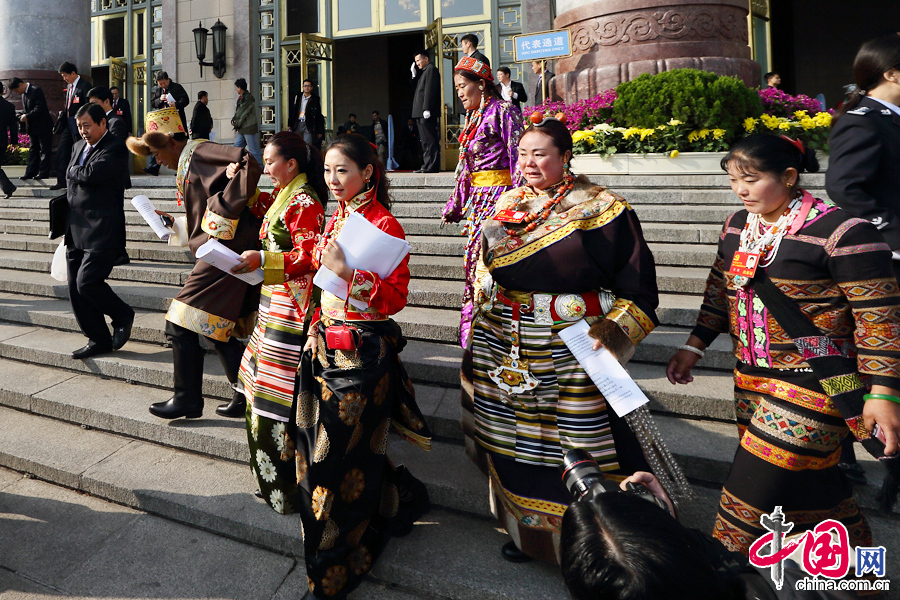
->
<box><xmin>283</xmin><ymin>34</ymin><xmax>334</xmax><ymax>142</ymax></box>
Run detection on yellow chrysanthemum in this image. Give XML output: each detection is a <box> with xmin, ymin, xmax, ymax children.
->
<box><xmin>778</xmin><ymin>122</ymin><xmax>792</xmax><ymax>130</ymax></box>
<box><xmin>668</xmin><ymin>119</ymin><xmax>683</xmax><ymax>126</ymax></box>
<box><xmin>669</xmin><ymin>150</ymin><xmax>680</xmax><ymax>158</ymax></box>
<box><xmin>743</xmin><ymin>117</ymin><xmax>758</xmax><ymax>132</ymax></box>
<box><xmin>622</xmin><ymin>127</ymin><xmax>641</xmax><ymax>140</ymax></box>
<box><xmin>799</xmin><ymin>117</ymin><xmax>815</xmax><ymax>130</ymax></box>
<box><xmin>572</xmin><ymin>130</ymin><xmax>596</xmax><ymax>144</ymax></box>
<box><xmin>639</xmin><ymin>128</ymin><xmax>655</xmax><ymax>141</ymax></box>
<box><xmin>712</xmin><ymin>129</ymin><xmax>726</xmax><ymax>139</ymax></box>
<box><xmin>687</xmin><ymin>130</ymin><xmax>699</xmax><ymax>143</ymax></box>
<box><xmin>813</xmin><ymin>112</ymin><xmax>832</xmax><ymax>127</ymax></box>
<box><xmin>794</xmin><ymin>110</ymin><xmax>808</xmax><ymax>119</ymax></box>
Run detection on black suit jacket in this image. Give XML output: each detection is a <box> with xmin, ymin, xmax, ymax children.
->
<box><xmin>468</xmin><ymin>49</ymin><xmax>490</xmax><ymax>66</ymax></box>
<box><xmin>288</xmin><ymin>93</ymin><xmax>323</xmax><ymax>137</ymax></box>
<box><xmin>412</xmin><ymin>63</ymin><xmax>441</xmax><ymax>118</ymax></box>
<box><xmin>105</xmin><ymin>112</ymin><xmax>128</xmax><ymax>141</ymax></box>
<box><xmin>150</xmin><ymin>82</ymin><xmax>190</xmax><ymax>132</ymax></box>
<box><xmin>826</xmin><ymin>97</ymin><xmax>900</xmax><ymax>249</ymax></box>
<box><xmin>56</xmin><ymin>77</ymin><xmax>92</xmax><ymax>138</ymax></box>
<box><xmin>22</xmin><ymin>84</ymin><xmax>52</xmax><ymax>135</ymax></box>
<box><xmin>111</xmin><ymin>97</ymin><xmax>133</xmax><ymax>134</ymax></box>
<box><xmin>0</xmin><ymin>97</ymin><xmax>17</xmax><ymax>152</ymax></box>
<box><xmin>190</xmin><ymin>101</ymin><xmax>213</xmax><ymax>139</ymax></box>
<box><xmin>65</xmin><ymin>133</ymin><xmax>129</xmax><ymax>251</ymax></box>
<box><xmin>507</xmin><ymin>81</ymin><xmax>528</xmax><ymax>109</ymax></box>
<box><xmin>534</xmin><ymin>70</ymin><xmax>555</xmax><ymax>103</ymax></box>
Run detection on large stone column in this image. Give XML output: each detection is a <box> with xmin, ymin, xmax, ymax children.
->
<box><xmin>552</xmin><ymin>0</ymin><xmax>760</xmax><ymax>103</ymax></box>
<box><xmin>0</xmin><ymin>0</ymin><xmax>91</xmax><ymax>112</ymax></box>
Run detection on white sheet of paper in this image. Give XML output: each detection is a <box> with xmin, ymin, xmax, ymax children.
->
<box><xmin>312</xmin><ymin>211</ymin><xmax>411</xmax><ymax>306</ymax></box>
<box><xmin>131</xmin><ymin>195</ymin><xmax>175</xmax><ymax>240</ymax></box>
<box><xmin>557</xmin><ymin>319</ymin><xmax>648</xmax><ymax>417</ymax></box>
<box><xmin>196</xmin><ymin>238</ymin><xmax>264</xmax><ymax>285</ymax></box>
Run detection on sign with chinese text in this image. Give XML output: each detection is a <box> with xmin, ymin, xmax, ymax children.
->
<box><xmin>513</xmin><ymin>29</ymin><xmax>572</xmax><ymax>62</ymax></box>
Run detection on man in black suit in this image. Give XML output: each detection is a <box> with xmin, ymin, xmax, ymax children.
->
<box><xmin>10</xmin><ymin>77</ymin><xmax>53</xmax><ymax>180</ymax></box>
<box><xmin>371</xmin><ymin>110</ymin><xmax>389</xmax><ymax>166</ymax></box>
<box><xmin>289</xmin><ymin>79</ymin><xmax>323</xmax><ymax>147</ymax></box>
<box><xmin>190</xmin><ymin>91</ymin><xmax>213</xmax><ymax>140</ymax></box>
<box><xmin>400</xmin><ymin>117</ymin><xmax>421</xmax><ymax>170</ymax></box>
<box><xmin>411</xmin><ymin>51</ymin><xmax>441</xmax><ymax>173</ymax></box>
<box><xmin>146</xmin><ymin>71</ymin><xmax>189</xmax><ymax>175</ymax></box>
<box><xmin>65</xmin><ymin>103</ymin><xmax>134</xmax><ymax>359</ymax></box>
<box><xmin>497</xmin><ymin>66</ymin><xmax>528</xmax><ymax>109</ymax></box>
<box><xmin>88</xmin><ymin>86</ymin><xmax>128</xmax><ymax>140</ymax></box>
<box><xmin>109</xmin><ymin>86</ymin><xmax>132</xmax><ymax>134</ymax></box>
<box><xmin>531</xmin><ymin>60</ymin><xmax>555</xmax><ymax>105</ymax></box>
<box><xmin>0</xmin><ymin>82</ymin><xmax>17</xmax><ymax>198</ymax></box>
<box><xmin>460</xmin><ymin>34</ymin><xmax>489</xmax><ymax>66</ymax></box>
<box><xmin>51</xmin><ymin>62</ymin><xmax>92</xmax><ymax>190</ymax></box>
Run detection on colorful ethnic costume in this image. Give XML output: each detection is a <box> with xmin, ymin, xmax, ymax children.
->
<box><xmin>692</xmin><ymin>192</ymin><xmax>900</xmax><ymax>555</ymax></box>
<box><xmin>240</xmin><ymin>173</ymin><xmax>325</xmax><ymax>510</ymax></box>
<box><xmin>294</xmin><ymin>187</ymin><xmax>432</xmax><ymax>599</ymax></box>
<box><xmin>466</xmin><ymin>175</ymin><xmax>660</xmax><ymax>562</ymax></box>
<box><xmin>443</xmin><ymin>65</ymin><xmax>524</xmax><ymax>347</ymax></box>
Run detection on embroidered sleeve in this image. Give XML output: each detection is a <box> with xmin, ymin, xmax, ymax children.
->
<box><xmin>262</xmin><ymin>194</ymin><xmax>324</xmax><ymax>284</ymax></box>
<box><xmin>502</xmin><ymin>103</ymin><xmax>525</xmax><ymax>181</ymax></box>
<box><xmin>349</xmin><ymin>269</ymin><xmax>377</xmax><ymax>303</ymax></box>
<box><xmin>596</xmin><ymin>202</ymin><xmax>659</xmax><ymax>346</ymax></box>
<box><xmin>828</xmin><ymin>219</ymin><xmax>900</xmax><ymax>388</ymax></box>
<box><xmin>250</xmin><ymin>189</ymin><xmax>274</xmax><ymax>219</ymax></box>
<box><xmin>201</xmin><ymin>208</ymin><xmax>239</xmax><ymax>240</ymax></box>
<box><xmin>691</xmin><ymin>218</ymin><xmax>734</xmax><ymax>345</ymax></box>
<box><xmin>351</xmin><ymin>212</ymin><xmax>410</xmax><ymax>316</ymax></box>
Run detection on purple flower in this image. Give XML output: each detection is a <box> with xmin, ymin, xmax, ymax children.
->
<box><xmin>523</xmin><ymin>89</ymin><xmax>617</xmax><ymax>132</ymax></box>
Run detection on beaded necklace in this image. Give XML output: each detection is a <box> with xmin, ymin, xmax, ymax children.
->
<box><xmin>504</xmin><ymin>172</ymin><xmax>575</xmax><ymax>237</ymax></box>
<box><xmin>732</xmin><ymin>196</ymin><xmax>802</xmax><ymax>287</ymax></box>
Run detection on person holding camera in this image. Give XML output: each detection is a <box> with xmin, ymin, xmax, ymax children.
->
<box><xmin>289</xmin><ymin>134</ymin><xmax>431</xmax><ymax>600</ymax></box>
<box><xmin>667</xmin><ymin>134</ymin><xmax>900</xmax><ymax>557</ymax></box>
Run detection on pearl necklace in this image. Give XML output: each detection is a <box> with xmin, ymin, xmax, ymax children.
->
<box><xmin>733</xmin><ymin>196</ymin><xmax>802</xmax><ymax>287</ymax></box>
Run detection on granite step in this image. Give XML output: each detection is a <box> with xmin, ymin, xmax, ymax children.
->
<box><xmin>0</xmin><ymin>406</ymin><xmax>572</xmax><ymax>600</ymax></box>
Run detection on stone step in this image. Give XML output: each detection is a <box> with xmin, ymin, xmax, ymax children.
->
<box><xmin>0</xmin><ymin>406</ymin><xmax>571</xmax><ymax>600</ymax></box>
<box><xmin>640</xmin><ymin>222</ymin><xmax>721</xmax><ymax>244</ymax></box>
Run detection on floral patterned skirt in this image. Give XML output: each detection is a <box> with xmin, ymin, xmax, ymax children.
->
<box><xmin>293</xmin><ymin>318</ymin><xmax>432</xmax><ymax>599</ymax></box>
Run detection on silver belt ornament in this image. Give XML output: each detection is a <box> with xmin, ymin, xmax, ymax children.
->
<box><xmin>533</xmin><ymin>291</ymin><xmax>615</xmax><ymax>326</ymax></box>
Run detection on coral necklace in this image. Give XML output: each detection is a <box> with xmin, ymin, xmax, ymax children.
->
<box><xmin>505</xmin><ymin>172</ymin><xmax>575</xmax><ymax>237</ymax></box>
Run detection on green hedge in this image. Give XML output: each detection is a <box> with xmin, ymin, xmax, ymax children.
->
<box><xmin>612</xmin><ymin>69</ymin><xmax>763</xmax><ymax>141</ymax></box>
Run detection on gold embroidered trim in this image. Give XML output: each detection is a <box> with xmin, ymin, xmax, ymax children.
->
<box><xmin>201</xmin><ymin>208</ymin><xmax>238</xmax><ymax>240</ymax></box>
<box><xmin>262</xmin><ymin>251</ymin><xmax>285</xmax><ymax>285</ymax></box>
<box><xmin>165</xmin><ymin>299</ymin><xmax>236</xmax><ymax>342</ymax></box>
<box><xmin>605</xmin><ymin>298</ymin><xmax>655</xmax><ymax>345</ymax></box>
<box><xmin>471</xmin><ymin>169</ymin><xmax>513</xmax><ymax>187</ymax></box>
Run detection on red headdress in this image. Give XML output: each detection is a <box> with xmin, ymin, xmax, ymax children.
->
<box><xmin>454</xmin><ymin>56</ymin><xmax>492</xmax><ymax>82</ymax></box>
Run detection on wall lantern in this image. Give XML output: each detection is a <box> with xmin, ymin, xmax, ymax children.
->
<box><xmin>193</xmin><ymin>19</ymin><xmax>227</xmax><ymax>78</ymax></box>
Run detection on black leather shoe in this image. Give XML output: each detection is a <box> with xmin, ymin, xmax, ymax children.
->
<box><xmin>143</xmin><ymin>166</ymin><xmax>160</xmax><ymax>176</ymax></box>
<box><xmin>111</xmin><ymin>316</ymin><xmax>134</xmax><ymax>350</ymax></box>
<box><xmin>48</xmin><ymin>183</ymin><xmax>65</xmax><ymax>191</ymax></box>
<box><xmin>19</xmin><ymin>175</ymin><xmax>33</xmax><ymax>181</ymax></box>
<box><xmin>72</xmin><ymin>341</ymin><xmax>112</xmax><ymax>360</ymax></box>
<box><xmin>3</xmin><ymin>187</ymin><xmax>15</xmax><ymax>199</ymax></box>
<box><xmin>501</xmin><ymin>541</ymin><xmax>532</xmax><ymax>563</ymax></box>
<box><xmin>413</xmin><ymin>169</ymin><xmax>424</xmax><ymax>173</ymax></box>
<box><xmin>215</xmin><ymin>393</ymin><xmax>246</xmax><ymax>418</ymax></box>
<box><xmin>254</xmin><ymin>489</ymin><xmax>263</xmax><ymax>499</ymax></box>
<box><xmin>149</xmin><ymin>396</ymin><xmax>203</xmax><ymax>419</ymax></box>
<box><xmin>38</xmin><ymin>173</ymin><xmax>51</xmax><ymax>180</ymax></box>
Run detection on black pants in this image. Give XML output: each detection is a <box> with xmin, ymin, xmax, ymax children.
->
<box><xmin>24</xmin><ymin>129</ymin><xmax>52</xmax><ymax>178</ymax></box>
<box><xmin>165</xmin><ymin>321</ymin><xmax>245</xmax><ymax>402</ymax></box>
<box><xmin>66</xmin><ymin>246</ymin><xmax>135</xmax><ymax>346</ymax></box>
<box><xmin>56</xmin><ymin>130</ymin><xmax>76</xmax><ymax>186</ymax></box>
<box><xmin>0</xmin><ymin>166</ymin><xmax>14</xmax><ymax>195</ymax></box>
<box><xmin>416</xmin><ymin>116</ymin><xmax>439</xmax><ymax>172</ymax></box>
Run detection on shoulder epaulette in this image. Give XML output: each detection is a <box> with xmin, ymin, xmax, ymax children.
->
<box><xmin>846</xmin><ymin>106</ymin><xmax>872</xmax><ymax>115</ymax></box>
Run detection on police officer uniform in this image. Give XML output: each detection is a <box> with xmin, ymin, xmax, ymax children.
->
<box><xmin>826</xmin><ymin>96</ymin><xmax>900</xmax><ymax>253</ymax></box>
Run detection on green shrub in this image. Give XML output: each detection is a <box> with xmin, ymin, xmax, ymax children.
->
<box><xmin>611</xmin><ymin>69</ymin><xmax>763</xmax><ymax>141</ymax></box>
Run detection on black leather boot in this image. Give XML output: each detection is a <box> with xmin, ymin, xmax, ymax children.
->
<box><xmin>390</xmin><ymin>464</ymin><xmax>431</xmax><ymax>537</ymax></box>
<box><xmin>151</xmin><ymin>323</ymin><xmax>205</xmax><ymax>419</ymax></box>
<box><xmin>214</xmin><ymin>337</ymin><xmax>247</xmax><ymax>418</ymax></box>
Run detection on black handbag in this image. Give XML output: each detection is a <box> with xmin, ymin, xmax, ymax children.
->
<box><xmin>750</xmin><ymin>269</ymin><xmax>899</xmax><ymax>511</ymax></box>
<box><xmin>48</xmin><ymin>193</ymin><xmax>67</xmax><ymax>239</ymax></box>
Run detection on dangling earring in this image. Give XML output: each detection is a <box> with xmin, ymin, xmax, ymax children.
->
<box><xmin>786</xmin><ymin>182</ymin><xmax>793</xmax><ymax>188</ymax></box>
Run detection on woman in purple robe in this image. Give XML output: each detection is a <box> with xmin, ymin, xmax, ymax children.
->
<box><xmin>443</xmin><ymin>56</ymin><xmax>524</xmax><ymax>348</ymax></box>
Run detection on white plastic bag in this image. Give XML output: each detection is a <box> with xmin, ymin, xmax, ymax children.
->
<box><xmin>167</xmin><ymin>216</ymin><xmax>189</xmax><ymax>247</ymax></box>
<box><xmin>50</xmin><ymin>240</ymin><xmax>67</xmax><ymax>282</ymax></box>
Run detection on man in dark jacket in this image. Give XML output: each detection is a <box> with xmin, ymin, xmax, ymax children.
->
<box><xmin>0</xmin><ymin>82</ymin><xmax>18</xmax><ymax>197</ymax></box>
<box><xmin>232</xmin><ymin>78</ymin><xmax>261</xmax><ymax>166</ymax></box>
<box><xmin>190</xmin><ymin>91</ymin><xmax>213</xmax><ymax>140</ymax></box>
<box><xmin>460</xmin><ymin>34</ymin><xmax>489</xmax><ymax>66</ymax></box>
<box><xmin>289</xmin><ymin>79</ymin><xmax>322</xmax><ymax>147</ymax></box>
<box><xmin>411</xmin><ymin>51</ymin><xmax>441</xmax><ymax>173</ymax></box>
<box><xmin>51</xmin><ymin>62</ymin><xmax>92</xmax><ymax>190</ymax></box>
<box><xmin>497</xmin><ymin>66</ymin><xmax>528</xmax><ymax>109</ymax></box>
<box><xmin>109</xmin><ymin>86</ymin><xmax>132</xmax><ymax>134</ymax></box>
<box><xmin>531</xmin><ymin>60</ymin><xmax>555</xmax><ymax>105</ymax></box>
<box><xmin>146</xmin><ymin>71</ymin><xmax>189</xmax><ymax>175</ymax></box>
<box><xmin>65</xmin><ymin>103</ymin><xmax>134</xmax><ymax>359</ymax></box>
<box><xmin>10</xmin><ymin>77</ymin><xmax>53</xmax><ymax>180</ymax></box>
<box><xmin>88</xmin><ymin>86</ymin><xmax>129</xmax><ymax>141</ymax></box>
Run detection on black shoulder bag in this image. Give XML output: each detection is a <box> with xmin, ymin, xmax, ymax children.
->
<box><xmin>750</xmin><ymin>270</ymin><xmax>899</xmax><ymax>511</ymax></box>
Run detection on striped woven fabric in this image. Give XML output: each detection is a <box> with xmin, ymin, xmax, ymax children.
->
<box><xmin>239</xmin><ymin>284</ymin><xmax>306</xmax><ymax>422</ymax></box>
<box><xmin>471</xmin><ymin>304</ymin><xmax>619</xmax><ymax>470</ymax></box>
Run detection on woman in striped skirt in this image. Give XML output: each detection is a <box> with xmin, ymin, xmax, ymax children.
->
<box><xmin>467</xmin><ymin>116</ymin><xmax>660</xmax><ymax>563</ymax></box>
<box><xmin>231</xmin><ymin>131</ymin><xmax>328</xmax><ymax>513</ymax></box>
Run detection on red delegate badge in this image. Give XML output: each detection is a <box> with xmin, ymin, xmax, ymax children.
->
<box><xmin>493</xmin><ymin>209</ymin><xmax>528</xmax><ymax>223</ymax></box>
<box><xmin>729</xmin><ymin>251</ymin><xmax>760</xmax><ymax>278</ymax></box>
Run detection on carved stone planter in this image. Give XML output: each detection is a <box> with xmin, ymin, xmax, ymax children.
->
<box><xmin>552</xmin><ymin>0</ymin><xmax>761</xmax><ymax>104</ymax></box>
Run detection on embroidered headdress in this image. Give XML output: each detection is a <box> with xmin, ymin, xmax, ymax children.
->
<box><xmin>454</xmin><ymin>56</ymin><xmax>492</xmax><ymax>81</ymax></box>
<box><xmin>125</xmin><ymin>107</ymin><xmax>187</xmax><ymax>156</ymax></box>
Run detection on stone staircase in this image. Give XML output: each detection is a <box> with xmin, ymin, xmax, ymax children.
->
<box><xmin>1</xmin><ymin>171</ymin><xmax>898</xmax><ymax>597</ymax></box>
